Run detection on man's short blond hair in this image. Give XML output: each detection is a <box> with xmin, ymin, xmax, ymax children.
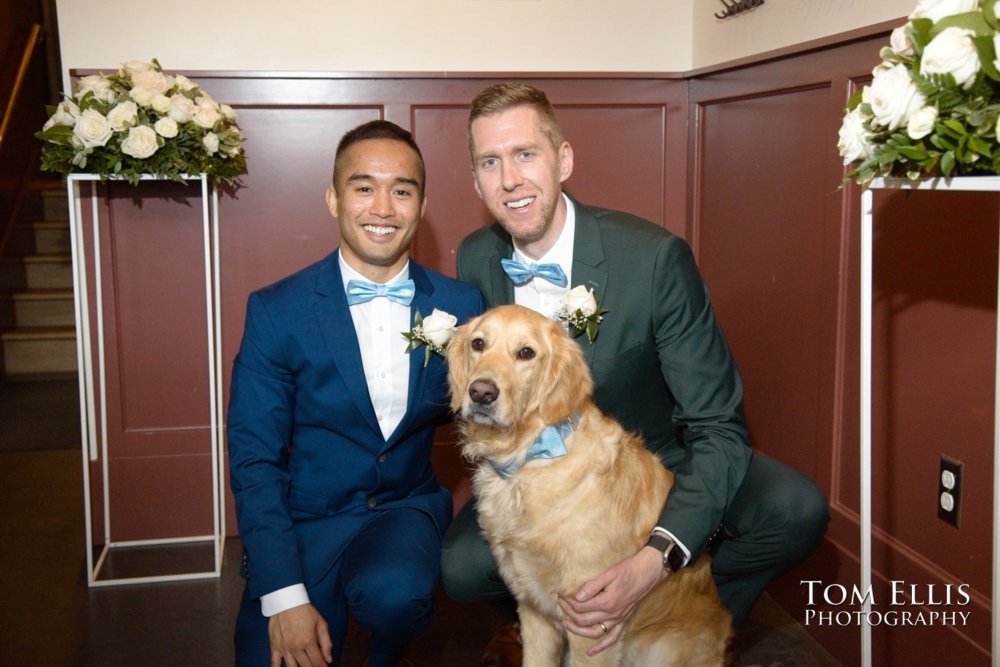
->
<box><xmin>467</xmin><ymin>83</ymin><xmax>564</xmax><ymax>158</ymax></box>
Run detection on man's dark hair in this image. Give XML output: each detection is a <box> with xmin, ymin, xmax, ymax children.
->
<box><xmin>332</xmin><ymin>120</ymin><xmax>426</xmax><ymax>194</ymax></box>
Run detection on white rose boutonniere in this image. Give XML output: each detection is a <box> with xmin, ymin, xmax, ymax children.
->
<box><xmin>554</xmin><ymin>285</ymin><xmax>608</xmax><ymax>344</ymax></box>
<box><xmin>402</xmin><ymin>308</ymin><xmax>458</xmax><ymax>366</ymax></box>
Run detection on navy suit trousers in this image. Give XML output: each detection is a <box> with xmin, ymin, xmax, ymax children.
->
<box><xmin>236</xmin><ymin>508</ymin><xmax>440</xmax><ymax>667</ymax></box>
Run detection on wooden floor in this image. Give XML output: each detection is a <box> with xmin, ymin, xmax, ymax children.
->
<box><xmin>0</xmin><ymin>377</ymin><xmax>842</xmax><ymax>666</ymax></box>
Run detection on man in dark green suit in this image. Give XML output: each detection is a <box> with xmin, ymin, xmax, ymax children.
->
<box><xmin>440</xmin><ymin>82</ymin><xmax>829</xmax><ymax>664</ymax></box>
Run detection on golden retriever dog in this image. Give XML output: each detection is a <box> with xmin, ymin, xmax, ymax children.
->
<box><xmin>448</xmin><ymin>304</ymin><xmax>732</xmax><ymax>667</ymax></box>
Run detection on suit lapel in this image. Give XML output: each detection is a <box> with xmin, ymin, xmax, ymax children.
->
<box><xmin>313</xmin><ymin>251</ymin><xmax>382</xmax><ymax>435</ymax></box>
<box><xmin>488</xmin><ymin>236</ymin><xmax>516</xmax><ymax>308</ymax></box>
<box><xmin>384</xmin><ymin>262</ymin><xmax>436</xmax><ymax>445</ymax></box>
<box><xmin>568</xmin><ymin>197</ymin><xmax>608</xmax><ymax>366</ymax></box>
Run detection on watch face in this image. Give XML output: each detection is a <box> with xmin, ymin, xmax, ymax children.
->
<box><xmin>666</xmin><ymin>546</ymin><xmax>684</xmax><ymax>572</ymax></box>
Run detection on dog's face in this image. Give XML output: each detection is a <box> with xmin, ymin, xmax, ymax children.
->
<box><xmin>448</xmin><ymin>304</ymin><xmax>593</xmax><ymax>435</ymax></box>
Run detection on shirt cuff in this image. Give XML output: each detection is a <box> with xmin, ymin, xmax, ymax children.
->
<box><xmin>260</xmin><ymin>584</ymin><xmax>310</xmax><ymax>617</ymax></box>
<box><xmin>651</xmin><ymin>526</ymin><xmax>691</xmax><ymax>567</ymax></box>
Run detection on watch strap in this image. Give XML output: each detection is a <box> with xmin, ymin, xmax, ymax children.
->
<box><xmin>645</xmin><ymin>533</ymin><xmax>683</xmax><ymax>573</ymax></box>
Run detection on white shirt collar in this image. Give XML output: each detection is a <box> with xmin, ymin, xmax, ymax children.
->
<box><xmin>511</xmin><ymin>193</ymin><xmax>575</xmax><ymax>273</ymax></box>
<box><xmin>338</xmin><ymin>250</ymin><xmax>410</xmax><ymax>292</ymax></box>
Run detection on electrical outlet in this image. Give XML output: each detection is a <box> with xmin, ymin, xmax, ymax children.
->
<box><xmin>938</xmin><ymin>455</ymin><xmax>963</xmax><ymax>528</ymax></box>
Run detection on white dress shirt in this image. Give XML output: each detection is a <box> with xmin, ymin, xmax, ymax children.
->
<box><xmin>512</xmin><ymin>193</ymin><xmax>576</xmax><ymax>317</ymax></box>
<box><xmin>259</xmin><ymin>254</ymin><xmax>412</xmax><ymax>618</ymax></box>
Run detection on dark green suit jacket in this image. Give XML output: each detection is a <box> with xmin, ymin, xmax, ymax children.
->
<box><xmin>456</xmin><ymin>196</ymin><xmax>752</xmax><ymax>560</ymax></box>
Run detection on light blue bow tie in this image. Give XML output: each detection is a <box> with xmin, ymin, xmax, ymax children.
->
<box><xmin>489</xmin><ymin>414</ymin><xmax>579</xmax><ymax>479</ymax></box>
<box><xmin>345</xmin><ymin>278</ymin><xmax>415</xmax><ymax>306</ymax></box>
<box><xmin>501</xmin><ymin>258</ymin><xmax>568</xmax><ymax>288</ymax></box>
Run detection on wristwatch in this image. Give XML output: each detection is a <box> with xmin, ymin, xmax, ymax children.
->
<box><xmin>645</xmin><ymin>532</ymin><xmax>684</xmax><ymax>573</ymax></box>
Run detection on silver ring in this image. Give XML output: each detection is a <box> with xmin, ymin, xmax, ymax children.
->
<box><xmin>599</xmin><ymin>622</ymin><xmax>608</xmax><ymax>635</ymax></box>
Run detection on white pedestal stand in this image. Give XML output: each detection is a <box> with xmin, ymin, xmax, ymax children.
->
<box><xmin>67</xmin><ymin>173</ymin><xmax>225</xmax><ymax>586</ymax></box>
<box><xmin>860</xmin><ymin>176</ymin><xmax>1000</xmax><ymax>666</ymax></box>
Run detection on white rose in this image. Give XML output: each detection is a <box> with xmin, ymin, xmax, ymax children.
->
<box><xmin>422</xmin><ymin>309</ymin><xmax>458</xmax><ymax>347</ymax></box>
<box><xmin>151</xmin><ymin>94</ymin><xmax>172</xmax><ymax>114</ymax></box>
<box><xmin>168</xmin><ymin>94</ymin><xmax>197</xmax><ymax>123</ymax></box>
<box><xmin>837</xmin><ymin>107</ymin><xmax>875</xmax><ymax>164</ymax></box>
<box><xmin>921</xmin><ymin>27</ymin><xmax>981</xmax><ymax>89</ymax></box>
<box><xmin>906</xmin><ymin>105</ymin><xmax>939</xmax><ymax>139</ymax></box>
<box><xmin>121</xmin><ymin>125</ymin><xmax>159</xmax><ymax>159</ymax></box>
<box><xmin>909</xmin><ymin>0</ymin><xmax>979</xmax><ymax>23</ymax></box>
<box><xmin>193</xmin><ymin>105</ymin><xmax>221</xmax><ymax>129</ymax></box>
<box><xmin>220</xmin><ymin>104</ymin><xmax>237</xmax><ymax>122</ymax></box>
<box><xmin>72</xmin><ymin>108</ymin><xmax>113</xmax><ymax>148</ymax></box>
<box><xmin>867</xmin><ymin>64</ymin><xmax>926</xmax><ymax>130</ymax></box>
<box><xmin>106</xmin><ymin>100</ymin><xmax>138</xmax><ymax>131</ymax></box>
<box><xmin>203</xmin><ymin>132</ymin><xmax>220</xmax><ymax>155</ymax></box>
<box><xmin>173</xmin><ymin>74</ymin><xmax>196</xmax><ymax>92</ymax></box>
<box><xmin>153</xmin><ymin>117</ymin><xmax>179</xmax><ymax>138</ymax></box>
<box><xmin>121</xmin><ymin>60</ymin><xmax>154</xmax><ymax>75</ymax></box>
<box><xmin>43</xmin><ymin>100</ymin><xmax>80</xmax><ymax>130</ymax></box>
<box><xmin>563</xmin><ymin>285</ymin><xmax>598</xmax><ymax>316</ymax></box>
<box><xmin>129</xmin><ymin>86</ymin><xmax>157</xmax><ymax>107</ymax></box>
<box><xmin>196</xmin><ymin>92</ymin><xmax>216</xmax><ymax>109</ymax></box>
<box><xmin>890</xmin><ymin>25</ymin><xmax>915</xmax><ymax>57</ymax></box>
<box><xmin>131</xmin><ymin>70</ymin><xmax>171</xmax><ymax>96</ymax></box>
<box><xmin>75</xmin><ymin>74</ymin><xmax>115</xmax><ymax>103</ymax></box>
<box><xmin>993</xmin><ymin>34</ymin><xmax>1000</xmax><ymax>73</ymax></box>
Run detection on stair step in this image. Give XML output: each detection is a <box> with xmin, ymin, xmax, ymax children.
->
<box><xmin>14</xmin><ymin>289</ymin><xmax>75</xmax><ymax>327</ymax></box>
<box><xmin>2</xmin><ymin>326</ymin><xmax>77</xmax><ymax>375</ymax></box>
<box><xmin>23</xmin><ymin>254</ymin><xmax>72</xmax><ymax>289</ymax></box>
<box><xmin>40</xmin><ymin>189</ymin><xmax>69</xmax><ymax>222</ymax></box>
<box><xmin>32</xmin><ymin>221</ymin><xmax>72</xmax><ymax>254</ymax></box>
<box><xmin>4</xmin><ymin>221</ymin><xmax>71</xmax><ymax>255</ymax></box>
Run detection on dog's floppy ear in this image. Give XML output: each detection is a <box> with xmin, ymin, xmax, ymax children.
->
<box><xmin>538</xmin><ymin>319</ymin><xmax>593</xmax><ymax>424</ymax></box>
<box><xmin>447</xmin><ymin>318</ymin><xmax>473</xmax><ymax>414</ymax></box>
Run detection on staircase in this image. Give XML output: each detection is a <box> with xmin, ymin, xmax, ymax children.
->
<box><xmin>1</xmin><ymin>186</ymin><xmax>77</xmax><ymax>377</ymax></box>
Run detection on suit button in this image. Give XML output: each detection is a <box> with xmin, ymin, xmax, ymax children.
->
<box><xmin>367</xmin><ymin>497</ymin><xmax>378</xmax><ymax>509</ymax></box>
<box><xmin>377</xmin><ymin>453</ymin><xmax>387</xmax><ymax>464</ymax></box>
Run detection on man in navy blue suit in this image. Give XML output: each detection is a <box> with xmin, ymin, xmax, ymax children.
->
<box><xmin>228</xmin><ymin>120</ymin><xmax>483</xmax><ymax>667</ymax></box>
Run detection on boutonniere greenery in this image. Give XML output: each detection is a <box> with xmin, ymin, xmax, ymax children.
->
<box><xmin>554</xmin><ymin>285</ymin><xmax>608</xmax><ymax>344</ymax></box>
<box><xmin>402</xmin><ymin>308</ymin><xmax>458</xmax><ymax>366</ymax></box>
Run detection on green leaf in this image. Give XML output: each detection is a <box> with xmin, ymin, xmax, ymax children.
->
<box><xmin>973</xmin><ymin>35</ymin><xmax>1000</xmax><ymax>81</ymax></box>
<box><xmin>910</xmin><ymin>18</ymin><xmax>933</xmax><ymax>50</ymax></box>
<box><xmin>941</xmin><ymin>150</ymin><xmax>956</xmax><ymax>176</ymax></box>
<box><xmin>932</xmin><ymin>11</ymin><xmax>992</xmax><ymax>37</ymax></box>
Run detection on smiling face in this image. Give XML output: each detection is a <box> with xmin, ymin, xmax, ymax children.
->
<box><xmin>470</xmin><ymin>105</ymin><xmax>574</xmax><ymax>259</ymax></box>
<box><xmin>326</xmin><ymin>137</ymin><xmax>426</xmax><ymax>282</ymax></box>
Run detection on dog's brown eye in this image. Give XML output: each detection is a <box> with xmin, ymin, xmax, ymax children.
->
<box><xmin>517</xmin><ymin>346</ymin><xmax>536</xmax><ymax>360</ymax></box>
<box><xmin>471</xmin><ymin>337</ymin><xmax>485</xmax><ymax>351</ymax></box>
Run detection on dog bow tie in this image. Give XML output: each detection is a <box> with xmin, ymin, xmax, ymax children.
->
<box><xmin>346</xmin><ymin>279</ymin><xmax>415</xmax><ymax>306</ymax></box>
<box><xmin>500</xmin><ymin>258</ymin><xmax>568</xmax><ymax>288</ymax></box>
<box><xmin>489</xmin><ymin>414</ymin><xmax>578</xmax><ymax>479</ymax></box>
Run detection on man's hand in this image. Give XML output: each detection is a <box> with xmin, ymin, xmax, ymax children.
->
<box><xmin>268</xmin><ymin>603</ymin><xmax>333</xmax><ymax>667</ymax></box>
<box><xmin>557</xmin><ymin>546</ymin><xmax>668</xmax><ymax>655</ymax></box>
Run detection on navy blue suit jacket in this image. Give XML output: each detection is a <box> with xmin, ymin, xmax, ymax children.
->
<box><xmin>228</xmin><ymin>250</ymin><xmax>483</xmax><ymax>599</ymax></box>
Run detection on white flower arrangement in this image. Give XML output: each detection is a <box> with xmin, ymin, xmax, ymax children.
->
<box><xmin>402</xmin><ymin>308</ymin><xmax>458</xmax><ymax>366</ymax></box>
<box><xmin>839</xmin><ymin>0</ymin><xmax>1000</xmax><ymax>184</ymax></box>
<box><xmin>553</xmin><ymin>285</ymin><xmax>608</xmax><ymax>345</ymax></box>
<box><xmin>35</xmin><ymin>59</ymin><xmax>245</xmax><ymax>187</ymax></box>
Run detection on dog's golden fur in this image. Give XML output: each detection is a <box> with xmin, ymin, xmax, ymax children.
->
<box><xmin>448</xmin><ymin>304</ymin><xmax>732</xmax><ymax>666</ymax></box>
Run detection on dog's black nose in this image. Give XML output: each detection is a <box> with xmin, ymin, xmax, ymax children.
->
<box><xmin>469</xmin><ymin>379</ymin><xmax>499</xmax><ymax>405</ymax></box>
